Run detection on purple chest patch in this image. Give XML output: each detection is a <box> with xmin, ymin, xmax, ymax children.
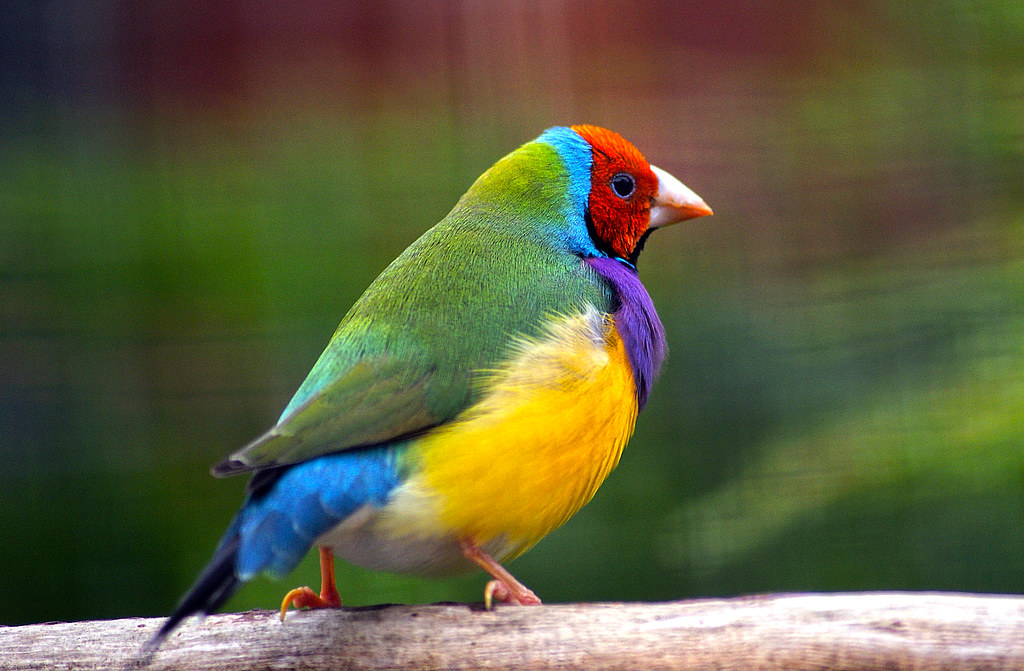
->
<box><xmin>585</xmin><ymin>256</ymin><xmax>667</xmax><ymax>410</ymax></box>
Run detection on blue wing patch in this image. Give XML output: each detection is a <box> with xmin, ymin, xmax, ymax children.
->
<box><xmin>232</xmin><ymin>448</ymin><xmax>403</xmax><ymax>579</ymax></box>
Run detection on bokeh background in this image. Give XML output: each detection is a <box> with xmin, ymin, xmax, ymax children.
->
<box><xmin>2</xmin><ymin>1</ymin><xmax>1022</xmax><ymax>626</ymax></box>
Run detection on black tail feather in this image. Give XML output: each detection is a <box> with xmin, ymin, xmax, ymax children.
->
<box><xmin>141</xmin><ymin>535</ymin><xmax>243</xmax><ymax>658</ymax></box>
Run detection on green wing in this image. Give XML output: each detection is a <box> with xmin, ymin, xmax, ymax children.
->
<box><xmin>212</xmin><ymin>352</ymin><xmax>439</xmax><ymax>476</ymax></box>
<box><xmin>213</xmin><ymin>143</ymin><xmax>614</xmax><ymax>476</ymax></box>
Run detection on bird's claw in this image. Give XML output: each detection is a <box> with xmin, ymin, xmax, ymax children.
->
<box><xmin>279</xmin><ymin>585</ymin><xmax>342</xmax><ymax>621</ymax></box>
<box><xmin>483</xmin><ymin>579</ymin><xmax>542</xmax><ymax>610</ymax></box>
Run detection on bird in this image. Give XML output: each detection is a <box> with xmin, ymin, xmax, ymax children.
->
<box><xmin>145</xmin><ymin>124</ymin><xmax>711</xmax><ymax>653</ymax></box>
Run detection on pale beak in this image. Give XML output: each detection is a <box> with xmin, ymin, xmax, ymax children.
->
<box><xmin>649</xmin><ymin>164</ymin><xmax>713</xmax><ymax>228</ymax></box>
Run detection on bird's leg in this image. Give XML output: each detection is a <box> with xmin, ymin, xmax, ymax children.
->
<box><xmin>459</xmin><ymin>538</ymin><xmax>542</xmax><ymax>609</ymax></box>
<box><xmin>279</xmin><ymin>546</ymin><xmax>343</xmax><ymax>621</ymax></box>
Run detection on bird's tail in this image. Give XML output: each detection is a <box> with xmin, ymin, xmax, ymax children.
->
<box><xmin>140</xmin><ymin>533</ymin><xmax>243</xmax><ymax>659</ymax></box>
<box><xmin>138</xmin><ymin>448</ymin><xmax>403</xmax><ymax>663</ymax></box>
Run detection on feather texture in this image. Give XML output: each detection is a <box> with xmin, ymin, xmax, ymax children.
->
<box><xmin>390</xmin><ymin>304</ymin><xmax>638</xmax><ymax>561</ymax></box>
<box><xmin>585</xmin><ymin>256</ymin><xmax>667</xmax><ymax>409</ymax></box>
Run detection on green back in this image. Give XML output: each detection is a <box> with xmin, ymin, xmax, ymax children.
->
<box><xmin>215</xmin><ymin>140</ymin><xmax>614</xmax><ymax>475</ymax></box>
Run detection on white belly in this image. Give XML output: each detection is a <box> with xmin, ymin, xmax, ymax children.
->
<box><xmin>314</xmin><ymin>482</ymin><xmax>517</xmax><ymax>577</ymax></box>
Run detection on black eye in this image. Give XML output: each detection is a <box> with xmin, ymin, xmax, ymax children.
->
<box><xmin>610</xmin><ymin>173</ymin><xmax>635</xmax><ymax>199</ymax></box>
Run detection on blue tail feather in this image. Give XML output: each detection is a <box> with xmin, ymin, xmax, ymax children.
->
<box><xmin>144</xmin><ymin>447</ymin><xmax>403</xmax><ymax>655</ymax></box>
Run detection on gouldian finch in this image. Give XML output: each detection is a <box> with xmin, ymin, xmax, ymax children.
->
<box><xmin>147</xmin><ymin>125</ymin><xmax>711</xmax><ymax>651</ymax></box>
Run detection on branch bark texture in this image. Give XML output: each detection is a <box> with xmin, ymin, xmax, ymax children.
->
<box><xmin>3</xmin><ymin>592</ymin><xmax>1023</xmax><ymax>670</ymax></box>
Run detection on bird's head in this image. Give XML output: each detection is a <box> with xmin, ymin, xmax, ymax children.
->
<box><xmin>568</xmin><ymin>124</ymin><xmax>712</xmax><ymax>265</ymax></box>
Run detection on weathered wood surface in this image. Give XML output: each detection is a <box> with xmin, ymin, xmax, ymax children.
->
<box><xmin>3</xmin><ymin>593</ymin><xmax>1024</xmax><ymax>670</ymax></box>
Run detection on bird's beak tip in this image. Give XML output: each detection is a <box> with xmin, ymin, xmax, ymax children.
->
<box><xmin>649</xmin><ymin>164</ymin><xmax>713</xmax><ymax>228</ymax></box>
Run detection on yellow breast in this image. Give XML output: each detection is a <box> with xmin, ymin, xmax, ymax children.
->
<box><xmin>403</xmin><ymin>306</ymin><xmax>638</xmax><ymax>559</ymax></box>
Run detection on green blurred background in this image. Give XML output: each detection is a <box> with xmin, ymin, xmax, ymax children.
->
<box><xmin>1</xmin><ymin>2</ymin><xmax>1022</xmax><ymax>626</ymax></box>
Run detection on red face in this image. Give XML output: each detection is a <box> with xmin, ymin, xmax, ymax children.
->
<box><xmin>571</xmin><ymin>125</ymin><xmax>659</xmax><ymax>261</ymax></box>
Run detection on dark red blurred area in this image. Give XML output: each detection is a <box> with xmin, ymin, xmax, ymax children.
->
<box><xmin>4</xmin><ymin>1</ymin><xmax>858</xmax><ymax>114</ymax></box>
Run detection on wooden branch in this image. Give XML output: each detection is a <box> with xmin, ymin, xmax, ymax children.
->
<box><xmin>3</xmin><ymin>593</ymin><xmax>1024</xmax><ymax>670</ymax></box>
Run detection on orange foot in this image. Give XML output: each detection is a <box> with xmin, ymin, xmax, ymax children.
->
<box><xmin>460</xmin><ymin>538</ymin><xmax>542</xmax><ymax>610</ymax></box>
<box><xmin>280</xmin><ymin>546</ymin><xmax>343</xmax><ymax>621</ymax></box>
